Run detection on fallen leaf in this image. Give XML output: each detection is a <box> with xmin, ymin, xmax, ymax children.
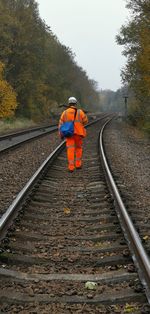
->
<box><xmin>64</xmin><ymin>207</ymin><xmax>71</xmax><ymax>214</ymax></box>
<box><xmin>143</xmin><ymin>235</ymin><xmax>149</xmax><ymax>241</ymax></box>
<box><xmin>85</xmin><ymin>281</ymin><xmax>97</xmax><ymax>290</ymax></box>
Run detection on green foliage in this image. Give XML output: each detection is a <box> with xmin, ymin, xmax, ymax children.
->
<box><xmin>0</xmin><ymin>0</ymin><xmax>100</xmax><ymax>121</ymax></box>
<box><xmin>116</xmin><ymin>0</ymin><xmax>150</xmax><ymax>130</ymax></box>
<box><xmin>142</xmin><ymin>120</ymin><xmax>150</xmax><ymax>136</ymax></box>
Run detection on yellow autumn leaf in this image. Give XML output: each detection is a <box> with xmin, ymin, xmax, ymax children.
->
<box><xmin>143</xmin><ymin>235</ymin><xmax>149</xmax><ymax>241</ymax></box>
<box><xmin>124</xmin><ymin>303</ymin><xmax>138</xmax><ymax>313</ymax></box>
<box><xmin>0</xmin><ymin>62</ymin><xmax>17</xmax><ymax>118</ymax></box>
<box><xmin>64</xmin><ymin>207</ymin><xmax>71</xmax><ymax>215</ymax></box>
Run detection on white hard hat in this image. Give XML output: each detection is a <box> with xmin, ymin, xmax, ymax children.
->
<box><xmin>68</xmin><ymin>97</ymin><xmax>77</xmax><ymax>104</ymax></box>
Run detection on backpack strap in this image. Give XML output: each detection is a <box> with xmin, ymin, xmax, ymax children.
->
<box><xmin>73</xmin><ymin>108</ymin><xmax>77</xmax><ymax>121</ymax></box>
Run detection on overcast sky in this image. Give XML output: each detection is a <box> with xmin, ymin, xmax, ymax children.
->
<box><xmin>37</xmin><ymin>0</ymin><xmax>129</xmax><ymax>91</ymax></box>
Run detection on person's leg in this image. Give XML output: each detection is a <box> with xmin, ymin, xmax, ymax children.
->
<box><xmin>74</xmin><ymin>135</ymin><xmax>83</xmax><ymax>168</ymax></box>
<box><xmin>66</xmin><ymin>136</ymin><xmax>75</xmax><ymax>171</ymax></box>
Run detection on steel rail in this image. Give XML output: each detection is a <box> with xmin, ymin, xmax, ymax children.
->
<box><xmin>0</xmin><ymin>124</ymin><xmax>57</xmax><ymax>141</ymax></box>
<box><xmin>99</xmin><ymin>118</ymin><xmax>150</xmax><ymax>303</ymax></box>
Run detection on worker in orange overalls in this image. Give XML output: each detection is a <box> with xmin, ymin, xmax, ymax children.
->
<box><xmin>59</xmin><ymin>97</ymin><xmax>88</xmax><ymax>172</ymax></box>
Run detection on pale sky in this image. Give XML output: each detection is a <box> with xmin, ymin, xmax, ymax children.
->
<box><xmin>37</xmin><ymin>0</ymin><xmax>129</xmax><ymax>91</ymax></box>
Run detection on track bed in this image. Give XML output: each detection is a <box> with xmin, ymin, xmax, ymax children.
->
<box><xmin>0</xmin><ymin>122</ymin><xmax>149</xmax><ymax>313</ymax></box>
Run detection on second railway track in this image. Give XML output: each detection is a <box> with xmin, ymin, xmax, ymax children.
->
<box><xmin>0</xmin><ymin>114</ymin><xmax>107</xmax><ymax>154</ymax></box>
<box><xmin>0</xmin><ymin>124</ymin><xmax>58</xmax><ymax>153</ymax></box>
<box><xmin>0</xmin><ymin>118</ymin><xmax>150</xmax><ymax>313</ymax></box>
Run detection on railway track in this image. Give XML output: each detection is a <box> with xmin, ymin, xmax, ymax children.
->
<box><xmin>0</xmin><ymin>124</ymin><xmax>58</xmax><ymax>153</ymax></box>
<box><xmin>0</xmin><ymin>117</ymin><xmax>150</xmax><ymax>313</ymax></box>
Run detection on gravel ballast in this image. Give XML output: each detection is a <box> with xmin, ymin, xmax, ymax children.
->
<box><xmin>0</xmin><ymin>132</ymin><xmax>61</xmax><ymax>217</ymax></box>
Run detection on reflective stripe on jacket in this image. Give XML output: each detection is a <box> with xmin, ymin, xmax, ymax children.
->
<box><xmin>59</xmin><ymin>106</ymin><xmax>88</xmax><ymax>137</ymax></box>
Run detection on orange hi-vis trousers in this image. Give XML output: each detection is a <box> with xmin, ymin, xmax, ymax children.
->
<box><xmin>66</xmin><ymin>134</ymin><xmax>83</xmax><ymax>171</ymax></box>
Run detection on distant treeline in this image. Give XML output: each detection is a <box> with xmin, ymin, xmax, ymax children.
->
<box><xmin>0</xmin><ymin>0</ymin><xmax>100</xmax><ymax>121</ymax></box>
<box><xmin>99</xmin><ymin>88</ymin><xmax>125</xmax><ymax>114</ymax></box>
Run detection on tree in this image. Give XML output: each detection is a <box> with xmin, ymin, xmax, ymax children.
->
<box><xmin>0</xmin><ymin>62</ymin><xmax>17</xmax><ymax>118</ymax></box>
<box><xmin>116</xmin><ymin>0</ymin><xmax>150</xmax><ymax>129</ymax></box>
<box><xmin>0</xmin><ymin>0</ymin><xmax>100</xmax><ymax>120</ymax></box>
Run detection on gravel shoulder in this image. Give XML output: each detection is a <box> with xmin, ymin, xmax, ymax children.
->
<box><xmin>103</xmin><ymin>118</ymin><xmax>150</xmax><ymax>246</ymax></box>
<box><xmin>104</xmin><ymin>118</ymin><xmax>150</xmax><ymax>210</ymax></box>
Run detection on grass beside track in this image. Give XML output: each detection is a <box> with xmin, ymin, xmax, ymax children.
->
<box><xmin>0</xmin><ymin>118</ymin><xmax>37</xmax><ymax>134</ymax></box>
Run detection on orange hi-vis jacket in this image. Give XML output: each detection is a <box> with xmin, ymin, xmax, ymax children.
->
<box><xmin>59</xmin><ymin>106</ymin><xmax>88</xmax><ymax>137</ymax></box>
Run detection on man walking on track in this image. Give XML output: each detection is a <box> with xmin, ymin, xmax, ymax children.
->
<box><xmin>59</xmin><ymin>97</ymin><xmax>88</xmax><ymax>172</ymax></box>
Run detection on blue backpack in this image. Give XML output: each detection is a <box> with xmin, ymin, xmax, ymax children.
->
<box><xmin>60</xmin><ymin>108</ymin><xmax>77</xmax><ymax>138</ymax></box>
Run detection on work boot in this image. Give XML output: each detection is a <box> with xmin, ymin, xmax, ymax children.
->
<box><xmin>68</xmin><ymin>169</ymin><xmax>74</xmax><ymax>173</ymax></box>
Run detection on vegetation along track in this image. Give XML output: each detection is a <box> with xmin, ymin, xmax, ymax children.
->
<box><xmin>0</xmin><ymin>118</ymin><xmax>150</xmax><ymax>313</ymax></box>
